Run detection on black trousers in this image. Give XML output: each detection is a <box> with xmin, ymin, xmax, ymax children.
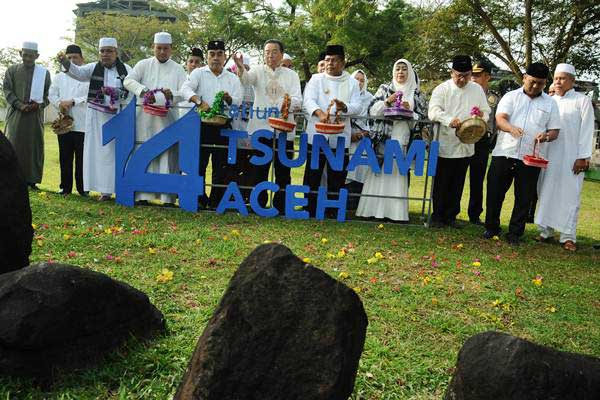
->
<box><xmin>199</xmin><ymin>125</ymin><xmax>229</xmax><ymax>209</ymax></box>
<box><xmin>57</xmin><ymin>131</ymin><xmax>84</xmax><ymax>194</ymax></box>
<box><xmin>485</xmin><ymin>156</ymin><xmax>541</xmax><ymax>237</ymax></box>
<box><xmin>303</xmin><ymin>144</ymin><xmax>349</xmax><ymax>217</ymax></box>
<box><xmin>252</xmin><ymin>137</ymin><xmax>294</xmax><ymax>212</ymax></box>
<box><xmin>431</xmin><ymin>156</ymin><xmax>470</xmax><ymax>224</ymax></box>
<box><xmin>234</xmin><ymin>148</ymin><xmax>254</xmax><ymax>203</ymax></box>
<box><xmin>467</xmin><ymin>136</ymin><xmax>490</xmax><ymax>221</ymax></box>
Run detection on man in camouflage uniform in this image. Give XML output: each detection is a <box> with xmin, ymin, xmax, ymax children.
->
<box><xmin>467</xmin><ymin>59</ymin><xmax>500</xmax><ymax>225</ymax></box>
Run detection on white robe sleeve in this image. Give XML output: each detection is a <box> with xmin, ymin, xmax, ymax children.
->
<box><xmin>303</xmin><ymin>76</ymin><xmax>320</xmax><ymax>117</ymax></box>
<box><xmin>289</xmin><ymin>71</ymin><xmax>303</xmax><ymax>112</ymax></box>
<box><xmin>428</xmin><ymin>84</ymin><xmax>453</xmax><ymax>126</ymax></box>
<box><xmin>578</xmin><ymin>96</ymin><xmax>595</xmax><ymax>159</ymax></box>
<box><xmin>65</xmin><ymin>62</ymin><xmax>95</xmax><ymax>83</ymax></box>
<box><xmin>123</xmin><ymin>60</ymin><xmax>147</xmax><ymax>97</ymax></box>
<box><xmin>228</xmin><ymin>75</ymin><xmax>243</xmax><ymax>106</ymax></box>
<box><xmin>181</xmin><ymin>70</ymin><xmax>201</xmax><ymax>102</ymax></box>
<box><xmin>343</xmin><ymin>80</ymin><xmax>362</xmax><ymax>117</ymax></box>
<box><xmin>48</xmin><ymin>75</ymin><xmax>61</xmax><ymax>108</ymax></box>
<box><xmin>239</xmin><ymin>67</ymin><xmax>258</xmax><ymax>87</ymax></box>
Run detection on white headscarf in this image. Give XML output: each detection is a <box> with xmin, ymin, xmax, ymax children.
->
<box><xmin>392</xmin><ymin>59</ymin><xmax>417</xmax><ymax>108</ymax></box>
<box><xmin>351</xmin><ymin>69</ymin><xmax>373</xmax><ymax>117</ymax></box>
<box><xmin>351</xmin><ymin>69</ymin><xmax>368</xmax><ymax>95</ymax></box>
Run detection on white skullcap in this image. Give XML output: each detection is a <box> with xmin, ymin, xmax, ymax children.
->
<box><xmin>22</xmin><ymin>41</ymin><xmax>38</xmax><ymax>51</ymax></box>
<box><xmin>99</xmin><ymin>37</ymin><xmax>118</xmax><ymax>49</ymax></box>
<box><xmin>282</xmin><ymin>53</ymin><xmax>292</xmax><ymax>61</ymax></box>
<box><xmin>242</xmin><ymin>53</ymin><xmax>251</xmax><ymax>66</ymax></box>
<box><xmin>554</xmin><ymin>63</ymin><xmax>576</xmax><ymax>76</ymax></box>
<box><xmin>154</xmin><ymin>32</ymin><xmax>172</xmax><ymax>45</ymax></box>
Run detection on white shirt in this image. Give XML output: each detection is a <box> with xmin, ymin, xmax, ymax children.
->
<box><xmin>428</xmin><ymin>80</ymin><xmax>491</xmax><ymax>158</ymax></box>
<box><xmin>124</xmin><ymin>57</ymin><xmax>187</xmax><ymax>105</ymax></box>
<box><xmin>493</xmin><ymin>88</ymin><xmax>561</xmax><ymax>160</ymax></box>
<box><xmin>303</xmin><ymin>72</ymin><xmax>362</xmax><ymax>148</ymax></box>
<box><xmin>48</xmin><ymin>72</ymin><xmax>89</xmax><ymax>132</ymax></box>
<box><xmin>239</xmin><ymin>64</ymin><xmax>302</xmax><ymax>140</ymax></box>
<box><xmin>64</xmin><ymin>60</ymin><xmax>133</xmax><ymax>107</ymax></box>
<box><xmin>181</xmin><ymin>66</ymin><xmax>242</xmax><ymax>110</ymax></box>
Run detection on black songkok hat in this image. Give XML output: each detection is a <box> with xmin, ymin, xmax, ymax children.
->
<box><xmin>452</xmin><ymin>55</ymin><xmax>472</xmax><ymax>72</ymax></box>
<box><xmin>325</xmin><ymin>45</ymin><xmax>345</xmax><ymax>59</ymax></box>
<box><xmin>473</xmin><ymin>59</ymin><xmax>493</xmax><ymax>74</ymax></box>
<box><xmin>65</xmin><ymin>44</ymin><xmax>82</xmax><ymax>55</ymax></box>
<box><xmin>318</xmin><ymin>51</ymin><xmax>326</xmax><ymax>62</ymax></box>
<box><xmin>526</xmin><ymin>62</ymin><xmax>549</xmax><ymax>79</ymax></box>
<box><xmin>207</xmin><ymin>40</ymin><xmax>225</xmax><ymax>51</ymax></box>
<box><xmin>190</xmin><ymin>47</ymin><xmax>203</xmax><ymax>59</ymax></box>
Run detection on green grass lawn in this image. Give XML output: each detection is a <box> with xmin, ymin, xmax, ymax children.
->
<box><xmin>1</xmin><ymin>128</ymin><xmax>599</xmax><ymax>399</ymax></box>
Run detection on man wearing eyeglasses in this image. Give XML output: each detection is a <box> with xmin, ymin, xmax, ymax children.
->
<box><xmin>428</xmin><ymin>55</ymin><xmax>491</xmax><ymax>228</ymax></box>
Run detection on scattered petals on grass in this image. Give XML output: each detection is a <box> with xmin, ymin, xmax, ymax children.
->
<box><xmin>473</xmin><ymin>270</ymin><xmax>481</xmax><ymax>276</ymax></box>
<box><xmin>431</xmin><ymin>260</ymin><xmax>439</xmax><ymax>268</ymax></box>
<box><xmin>231</xmin><ymin>229</ymin><xmax>240</xmax><ymax>236</ymax></box>
<box><xmin>148</xmin><ymin>247</ymin><xmax>157</xmax><ymax>255</ymax></box>
<box><xmin>31</xmin><ymin>223</ymin><xmax>38</xmax><ymax>230</ymax></box>
<box><xmin>453</xmin><ymin>243</ymin><xmax>464</xmax><ymax>250</ymax></box>
<box><xmin>495</xmin><ymin>255</ymin><xmax>502</xmax><ymax>261</ymax></box>
<box><xmin>156</xmin><ymin>268</ymin><xmax>174</xmax><ymax>283</ymax></box>
<box><xmin>195</xmin><ymin>239</ymin><xmax>202</xmax><ymax>245</ymax></box>
<box><xmin>471</xmin><ymin>261</ymin><xmax>481</xmax><ymax>267</ymax></box>
<box><xmin>337</xmin><ymin>249</ymin><xmax>346</xmax><ymax>258</ymax></box>
<box><xmin>369</xmin><ymin>277</ymin><xmax>378</xmax><ymax>284</ymax></box>
<box><xmin>353</xmin><ymin>287</ymin><xmax>362</xmax><ymax>293</ymax></box>
<box><xmin>377</xmin><ymin>224</ymin><xmax>384</xmax><ymax>229</ymax></box>
<box><xmin>422</xmin><ymin>276</ymin><xmax>431</xmax><ymax>285</ymax></box>
<box><xmin>338</xmin><ymin>271</ymin><xmax>349</xmax><ymax>279</ymax></box>
<box><xmin>67</xmin><ymin>251</ymin><xmax>77</xmax><ymax>258</ymax></box>
<box><xmin>431</xmin><ymin>297</ymin><xmax>438</xmax><ymax>305</ymax></box>
<box><xmin>374</xmin><ymin>252</ymin><xmax>384</xmax><ymax>260</ymax></box>
<box><xmin>222</xmin><ymin>235</ymin><xmax>229</xmax><ymax>241</ymax></box>
<box><xmin>63</xmin><ymin>234</ymin><xmax>72</xmax><ymax>241</ymax></box>
<box><xmin>105</xmin><ymin>254</ymin><xmax>114</xmax><ymax>261</ymax></box>
<box><xmin>326</xmin><ymin>252</ymin><xmax>335</xmax><ymax>258</ymax></box>
<box><xmin>302</xmin><ymin>257</ymin><xmax>312</xmax><ymax>264</ymax></box>
<box><xmin>36</xmin><ymin>240</ymin><xmax>44</xmax><ymax>247</ymax></box>
<box><xmin>367</xmin><ymin>257</ymin><xmax>378</xmax><ymax>264</ymax></box>
<box><xmin>492</xmin><ymin>235</ymin><xmax>500</xmax><ymax>241</ymax></box>
<box><xmin>321</xmin><ymin>238</ymin><xmax>329</xmax><ymax>244</ymax></box>
<box><xmin>532</xmin><ymin>275</ymin><xmax>543</xmax><ymax>286</ymax></box>
<box><xmin>546</xmin><ymin>306</ymin><xmax>557</xmax><ymax>313</ymax></box>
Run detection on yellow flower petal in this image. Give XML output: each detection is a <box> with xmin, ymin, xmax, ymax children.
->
<box><xmin>231</xmin><ymin>229</ymin><xmax>240</xmax><ymax>236</ymax></box>
<box><xmin>374</xmin><ymin>252</ymin><xmax>384</xmax><ymax>259</ymax></box>
<box><xmin>377</xmin><ymin>224</ymin><xmax>384</xmax><ymax>229</ymax></box>
<box><xmin>471</xmin><ymin>261</ymin><xmax>481</xmax><ymax>267</ymax></box>
<box><xmin>321</xmin><ymin>238</ymin><xmax>329</xmax><ymax>244</ymax></box>
<box><xmin>195</xmin><ymin>239</ymin><xmax>202</xmax><ymax>245</ymax></box>
<box><xmin>492</xmin><ymin>235</ymin><xmax>500</xmax><ymax>241</ymax></box>
<box><xmin>338</xmin><ymin>271</ymin><xmax>349</xmax><ymax>279</ymax></box>
<box><xmin>302</xmin><ymin>257</ymin><xmax>311</xmax><ymax>263</ymax></box>
<box><xmin>148</xmin><ymin>247</ymin><xmax>157</xmax><ymax>254</ymax></box>
<box><xmin>353</xmin><ymin>287</ymin><xmax>362</xmax><ymax>293</ymax></box>
<box><xmin>31</xmin><ymin>223</ymin><xmax>38</xmax><ymax>230</ymax></box>
<box><xmin>63</xmin><ymin>234</ymin><xmax>71</xmax><ymax>241</ymax></box>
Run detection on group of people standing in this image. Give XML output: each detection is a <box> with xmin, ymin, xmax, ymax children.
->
<box><xmin>2</xmin><ymin>34</ymin><xmax>595</xmax><ymax>250</ymax></box>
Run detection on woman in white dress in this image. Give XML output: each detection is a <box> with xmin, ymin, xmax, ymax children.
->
<box><xmin>346</xmin><ymin>69</ymin><xmax>374</xmax><ymax>210</ymax></box>
<box><xmin>356</xmin><ymin>59</ymin><xmax>417</xmax><ymax>221</ymax></box>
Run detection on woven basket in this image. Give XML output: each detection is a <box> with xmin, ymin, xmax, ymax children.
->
<box><xmin>456</xmin><ymin>116</ymin><xmax>487</xmax><ymax>144</ymax></box>
<box><xmin>51</xmin><ymin>113</ymin><xmax>74</xmax><ymax>135</ymax></box>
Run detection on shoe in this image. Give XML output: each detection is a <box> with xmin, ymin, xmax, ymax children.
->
<box><xmin>57</xmin><ymin>189</ymin><xmax>70</xmax><ymax>196</ymax></box>
<box><xmin>162</xmin><ymin>202</ymin><xmax>177</xmax><ymax>208</ymax></box>
<box><xmin>78</xmin><ymin>191</ymin><xmax>89</xmax><ymax>197</ymax></box>
<box><xmin>562</xmin><ymin>240</ymin><xmax>577</xmax><ymax>252</ymax></box>
<box><xmin>135</xmin><ymin>200</ymin><xmax>150</xmax><ymax>206</ymax></box>
<box><xmin>447</xmin><ymin>220</ymin><xmax>463</xmax><ymax>229</ymax></box>
<box><xmin>97</xmin><ymin>195</ymin><xmax>112</xmax><ymax>202</ymax></box>
<box><xmin>429</xmin><ymin>220</ymin><xmax>446</xmax><ymax>228</ymax></box>
<box><xmin>505</xmin><ymin>233</ymin><xmax>520</xmax><ymax>246</ymax></box>
<box><xmin>469</xmin><ymin>218</ymin><xmax>483</xmax><ymax>225</ymax></box>
<box><xmin>483</xmin><ymin>230</ymin><xmax>499</xmax><ymax>239</ymax></box>
<box><xmin>28</xmin><ymin>183</ymin><xmax>39</xmax><ymax>191</ymax></box>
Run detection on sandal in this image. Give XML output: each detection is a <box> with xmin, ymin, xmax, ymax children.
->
<box><xmin>562</xmin><ymin>240</ymin><xmax>577</xmax><ymax>252</ymax></box>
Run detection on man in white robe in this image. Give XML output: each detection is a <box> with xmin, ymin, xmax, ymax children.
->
<box><xmin>58</xmin><ymin>38</ymin><xmax>133</xmax><ymax>201</ymax></box>
<box><xmin>302</xmin><ymin>44</ymin><xmax>362</xmax><ymax>218</ymax></box>
<box><xmin>428</xmin><ymin>55</ymin><xmax>490</xmax><ymax>228</ymax></box>
<box><xmin>233</xmin><ymin>39</ymin><xmax>302</xmax><ymax>212</ymax></box>
<box><xmin>535</xmin><ymin>63</ymin><xmax>595</xmax><ymax>251</ymax></box>
<box><xmin>124</xmin><ymin>32</ymin><xmax>187</xmax><ymax>205</ymax></box>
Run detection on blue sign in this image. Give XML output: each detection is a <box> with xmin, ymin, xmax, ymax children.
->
<box><xmin>103</xmin><ymin>97</ymin><xmax>439</xmax><ymax>221</ymax></box>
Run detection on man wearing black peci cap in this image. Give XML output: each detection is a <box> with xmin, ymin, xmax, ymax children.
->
<box><xmin>428</xmin><ymin>55</ymin><xmax>491</xmax><ymax>228</ymax></box>
<box><xmin>181</xmin><ymin>39</ymin><xmax>242</xmax><ymax>209</ymax></box>
<box><xmin>48</xmin><ymin>44</ymin><xmax>89</xmax><ymax>196</ymax></box>
<box><xmin>186</xmin><ymin>48</ymin><xmax>204</xmax><ymax>75</ymax></box>
<box><xmin>467</xmin><ymin>59</ymin><xmax>500</xmax><ymax>225</ymax></box>
<box><xmin>483</xmin><ymin>62</ymin><xmax>561</xmax><ymax>245</ymax></box>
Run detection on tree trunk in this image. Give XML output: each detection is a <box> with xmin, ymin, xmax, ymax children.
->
<box><xmin>524</xmin><ymin>0</ymin><xmax>533</xmax><ymax>68</ymax></box>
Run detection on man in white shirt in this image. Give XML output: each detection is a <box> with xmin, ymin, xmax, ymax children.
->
<box><xmin>58</xmin><ymin>37</ymin><xmax>133</xmax><ymax>201</ymax></box>
<box><xmin>484</xmin><ymin>62</ymin><xmax>561</xmax><ymax>245</ymax></box>
<box><xmin>124</xmin><ymin>32</ymin><xmax>187</xmax><ymax>206</ymax></box>
<box><xmin>181</xmin><ymin>39</ymin><xmax>242</xmax><ymax>209</ymax></box>
<box><xmin>233</xmin><ymin>39</ymin><xmax>302</xmax><ymax>212</ymax></box>
<box><xmin>186</xmin><ymin>48</ymin><xmax>204</xmax><ymax>74</ymax></box>
<box><xmin>48</xmin><ymin>44</ymin><xmax>89</xmax><ymax>196</ymax></box>
<box><xmin>535</xmin><ymin>63</ymin><xmax>595</xmax><ymax>251</ymax></box>
<box><xmin>428</xmin><ymin>55</ymin><xmax>491</xmax><ymax>228</ymax></box>
<box><xmin>302</xmin><ymin>44</ymin><xmax>362</xmax><ymax>218</ymax></box>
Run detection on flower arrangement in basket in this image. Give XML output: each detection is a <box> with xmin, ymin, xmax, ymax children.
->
<box><xmin>383</xmin><ymin>91</ymin><xmax>414</xmax><ymax>120</ymax></box>
<box><xmin>51</xmin><ymin>112</ymin><xmax>74</xmax><ymax>135</ymax></box>
<box><xmin>143</xmin><ymin>88</ymin><xmax>172</xmax><ymax>117</ymax></box>
<box><xmin>523</xmin><ymin>138</ymin><xmax>549</xmax><ymax>169</ymax></box>
<box><xmin>456</xmin><ymin>106</ymin><xmax>487</xmax><ymax>144</ymax></box>
<box><xmin>315</xmin><ymin>100</ymin><xmax>345</xmax><ymax>134</ymax></box>
<box><xmin>88</xmin><ymin>86</ymin><xmax>119</xmax><ymax>114</ymax></box>
<box><xmin>268</xmin><ymin>93</ymin><xmax>296</xmax><ymax>132</ymax></box>
<box><xmin>198</xmin><ymin>91</ymin><xmax>229</xmax><ymax>126</ymax></box>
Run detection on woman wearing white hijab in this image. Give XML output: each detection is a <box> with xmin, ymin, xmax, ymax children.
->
<box><xmin>346</xmin><ymin>69</ymin><xmax>374</xmax><ymax>209</ymax></box>
<box><xmin>356</xmin><ymin>59</ymin><xmax>417</xmax><ymax>221</ymax></box>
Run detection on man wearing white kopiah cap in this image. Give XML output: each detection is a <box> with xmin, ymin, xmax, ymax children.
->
<box><xmin>534</xmin><ymin>63</ymin><xmax>595</xmax><ymax>252</ymax></box>
<box><xmin>57</xmin><ymin>37</ymin><xmax>133</xmax><ymax>201</ymax></box>
<box><xmin>123</xmin><ymin>32</ymin><xmax>187</xmax><ymax>206</ymax></box>
<box><xmin>3</xmin><ymin>41</ymin><xmax>51</xmax><ymax>189</ymax></box>
<box><xmin>281</xmin><ymin>53</ymin><xmax>293</xmax><ymax>69</ymax></box>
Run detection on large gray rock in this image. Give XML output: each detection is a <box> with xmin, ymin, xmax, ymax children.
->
<box><xmin>0</xmin><ymin>263</ymin><xmax>165</xmax><ymax>379</ymax></box>
<box><xmin>175</xmin><ymin>243</ymin><xmax>368</xmax><ymax>400</ymax></box>
<box><xmin>445</xmin><ymin>331</ymin><xmax>600</xmax><ymax>400</ymax></box>
<box><xmin>0</xmin><ymin>132</ymin><xmax>32</xmax><ymax>273</ymax></box>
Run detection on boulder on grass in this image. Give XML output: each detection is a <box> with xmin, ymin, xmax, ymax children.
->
<box><xmin>444</xmin><ymin>331</ymin><xmax>600</xmax><ymax>400</ymax></box>
<box><xmin>0</xmin><ymin>263</ymin><xmax>166</xmax><ymax>379</ymax></box>
<box><xmin>0</xmin><ymin>132</ymin><xmax>32</xmax><ymax>273</ymax></box>
<box><xmin>175</xmin><ymin>243</ymin><xmax>368</xmax><ymax>400</ymax></box>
